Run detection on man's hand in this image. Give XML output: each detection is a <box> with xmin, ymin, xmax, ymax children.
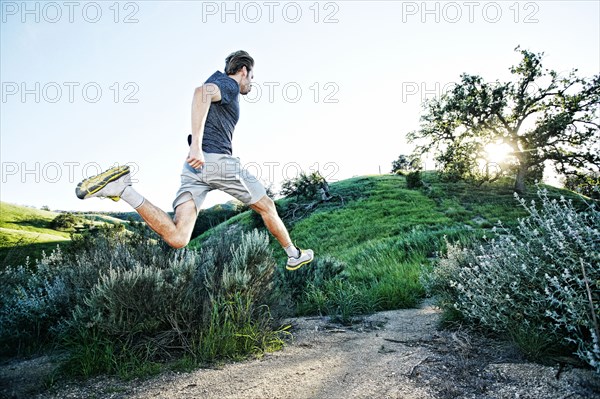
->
<box><xmin>187</xmin><ymin>144</ymin><xmax>205</xmax><ymax>169</ymax></box>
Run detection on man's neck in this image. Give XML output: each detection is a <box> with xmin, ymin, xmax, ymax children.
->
<box><xmin>227</xmin><ymin>72</ymin><xmax>242</xmax><ymax>86</ymax></box>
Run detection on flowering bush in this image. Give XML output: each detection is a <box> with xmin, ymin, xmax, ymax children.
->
<box><xmin>425</xmin><ymin>188</ymin><xmax>600</xmax><ymax>372</ymax></box>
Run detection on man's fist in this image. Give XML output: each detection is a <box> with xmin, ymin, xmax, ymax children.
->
<box><xmin>187</xmin><ymin>145</ymin><xmax>205</xmax><ymax>169</ymax></box>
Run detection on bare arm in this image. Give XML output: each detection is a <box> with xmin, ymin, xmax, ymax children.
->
<box><xmin>187</xmin><ymin>83</ymin><xmax>222</xmax><ymax>169</ymax></box>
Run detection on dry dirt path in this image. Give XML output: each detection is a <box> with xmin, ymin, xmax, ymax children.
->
<box><xmin>2</xmin><ymin>301</ymin><xmax>599</xmax><ymax>399</ymax></box>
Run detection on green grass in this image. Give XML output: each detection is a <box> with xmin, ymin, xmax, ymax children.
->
<box><xmin>60</xmin><ymin>326</ymin><xmax>163</xmax><ymax>380</ymax></box>
<box><xmin>192</xmin><ymin>294</ymin><xmax>289</xmax><ymax>364</ymax></box>
<box><xmin>271</xmin><ymin>174</ymin><xmax>529</xmax><ymax>314</ymax></box>
<box><xmin>61</xmin><ymin>293</ymin><xmax>288</xmax><ymax>380</ymax></box>
<box><xmin>190</xmin><ymin>172</ymin><xmax>588</xmax><ymax>321</ymax></box>
<box><xmin>289</xmin><ymin>175</ymin><xmax>454</xmax><ymax>257</ymax></box>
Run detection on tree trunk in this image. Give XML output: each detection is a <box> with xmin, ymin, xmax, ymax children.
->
<box><xmin>515</xmin><ymin>165</ymin><xmax>527</xmax><ymax>194</ymax></box>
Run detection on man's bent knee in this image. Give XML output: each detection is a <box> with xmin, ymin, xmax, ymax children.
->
<box><xmin>250</xmin><ymin>195</ymin><xmax>275</xmax><ymax>216</ymax></box>
<box><xmin>166</xmin><ymin>234</ymin><xmax>190</xmax><ymax>249</ymax></box>
<box><xmin>167</xmin><ymin>198</ymin><xmax>197</xmax><ymax>249</ymax></box>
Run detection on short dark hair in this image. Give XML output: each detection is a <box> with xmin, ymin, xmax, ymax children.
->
<box><xmin>224</xmin><ymin>50</ymin><xmax>254</xmax><ymax>75</ymax></box>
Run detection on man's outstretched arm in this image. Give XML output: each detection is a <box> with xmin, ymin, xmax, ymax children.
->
<box><xmin>187</xmin><ymin>83</ymin><xmax>221</xmax><ymax>169</ymax></box>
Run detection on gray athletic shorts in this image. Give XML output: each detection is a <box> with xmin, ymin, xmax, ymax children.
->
<box><xmin>172</xmin><ymin>153</ymin><xmax>267</xmax><ymax>213</ymax></box>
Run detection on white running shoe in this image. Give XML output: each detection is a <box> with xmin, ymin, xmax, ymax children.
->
<box><xmin>286</xmin><ymin>248</ymin><xmax>314</xmax><ymax>271</ymax></box>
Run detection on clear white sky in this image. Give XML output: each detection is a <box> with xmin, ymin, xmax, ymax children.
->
<box><xmin>1</xmin><ymin>0</ymin><xmax>599</xmax><ymax>212</ymax></box>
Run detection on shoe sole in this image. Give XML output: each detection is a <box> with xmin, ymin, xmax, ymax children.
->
<box><xmin>75</xmin><ymin>165</ymin><xmax>130</xmax><ymax>199</ymax></box>
<box><xmin>286</xmin><ymin>255</ymin><xmax>314</xmax><ymax>271</ymax></box>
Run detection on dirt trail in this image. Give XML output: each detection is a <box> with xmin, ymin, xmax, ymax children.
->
<box><xmin>2</xmin><ymin>301</ymin><xmax>599</xmax><ymax>399</ymax></box>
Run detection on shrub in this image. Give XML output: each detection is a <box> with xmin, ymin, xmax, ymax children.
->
<box><xmin>51</xmin><ymin>213</ymin><xmax>78</xmax><ymax>230</ymax></box>
<box><xmin>406</xmin><ymin>170</ymin><xmax>423</xmax><ymax>189</ymax></box>
<box><xmin>0</xmin><ymin>248</ymin><xmax>71</xmax><ymax>354</ymax></box>
<box><xmin>62</xmin><ymin>229</ymin><xmax>281</xmax><ymax>376</ymax></box>
<box><xmin>202</xmin><ymin>229</ymin><xmax>277</xmax><ymax>306</ymax></box>
<box><xmin>1</xmin><ymin>226</ymin><xmax>286</xmax><ymax>377</ymax></box>
<box><xmin>280</xmin><ymin>172</ymin><xmax>328</xmax><ymax>201</ymax></box>
<box><xmin>277</xmin><ymin>256</ymin><xmax>378</xmax><ymax>325</ymax></box>
<box><xmin>424</xmin><ymin>188</ymin><xmax>600</xmax><ymax>371</ymax></box>
<box><xmin>0</xmin><ymin>231</ymin><xmax>193</xmax><ymax>357</ymax></box>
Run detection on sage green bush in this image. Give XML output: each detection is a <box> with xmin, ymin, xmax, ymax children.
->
<box><xmin>425</xmin><ymin>188</ymin><xmax>599</xmax><ymax>371</ymax></box>
<box><xmin>1</xmin><ymin>227</ymin><xmax>286</xmax><ymax>378</ymax></box>
<box><xmin>0</xmin><ymin>247</ymin><xmax>71</xmax><ymax>354</ymax></box>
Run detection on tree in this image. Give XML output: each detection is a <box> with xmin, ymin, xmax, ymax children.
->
<box><xmin>280</xmin><ymin>171</ymin><xmax>331</xmax><ymax>201</ymax></box>
<box><xmin>563</xmin><ymin>171</ymin><xmax>600</xmax><ymax>199</ymax></box>
<box><xmin>391</xmin><ymin>155</ymin><xmax>410</xmax><ymax>173</ymax></box>
<box><xmin>51</xmin><ymin>213</ymin><xmax>78</xmax><ymax>230</ymax></box>
<box><xmin>391</xmin><ymin>154</ymin><xmax>421</xmax><ymax>174</ymax></box>
<box><xmin>408</xmin><ymin>46</ymin><xmax>600</xmax><ymax>193</ymax></box>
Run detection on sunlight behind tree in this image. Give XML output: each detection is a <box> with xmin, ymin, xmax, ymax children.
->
<box><xmin>408</xmin><ymin>47</ymin><xmax>600</xmax><ymax>193</ymax></box>
<box><xmin>484</xmin><ymin>142</ymin><xmax>515</xmax><ymax>164</ymax></box>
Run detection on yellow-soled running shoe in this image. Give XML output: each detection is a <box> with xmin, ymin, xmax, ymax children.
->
<box><xmin>286</xmin><ymin>248</ymin><xmax>314</xmax><ymax>271</ymax></box>
<box><xmin>75</xmin><ymin>165</ymin><xmax>131</xmax><ymax>202</ymax></box>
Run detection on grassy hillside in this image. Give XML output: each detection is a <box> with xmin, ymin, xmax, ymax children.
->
<box><xmin>0</xmin><ymin>198</ymin><xmax>244</xmax><ymax>269</ymax></box>
<box><xmin>0</xmin><ymin>203</ymin><xmax>126</xmax><ymax>268</ymax></box>
<box><xmin>0</xmin><ymin>203</ymin><xmax>71</xmax><ymax>267</ymax></box>
<box><xmin>191</xmin><ymin>172</ymin><xmax>548</xmax><ymax>258</ymax></box>
<box><xmin>190</xmin><ymin>172</ymin><xmax>584</xmax><ymax>312</ymax></box>
<box><xmin>76</xmin><ymin>213</ymin><xmax>131</xmax><ymax>224</ymax></box>
<box><xmin>287</xmin><ymin>173</ymin><xmax>543</xmax><ymax>258</ymax></box>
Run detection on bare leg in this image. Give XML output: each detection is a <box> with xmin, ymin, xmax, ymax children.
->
<box><xmin>136</xmin><ymin>199</ymin><xmax>197</xmax><ymax>249</ymax></box>
<box><xmin>250</xmin><ymin>195</ymin><xmax>293</xmax><ymax>248</ymax></box>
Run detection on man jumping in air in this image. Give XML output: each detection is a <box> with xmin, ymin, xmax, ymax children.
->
<box><xmin>75</xmin><ymin>50</ymin><xmax>314</xmax><ymax>271</ymax></box>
